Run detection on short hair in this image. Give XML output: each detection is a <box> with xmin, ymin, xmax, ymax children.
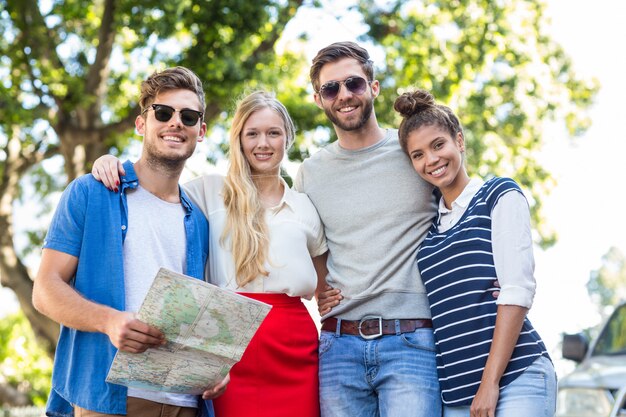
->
<box><xmin>310</xmin><ymin>41</ymin><xmax>374</xmax><ymax>92</ymax></box>
<box><xmin>138</xmin><ymin>66</ymin><xmax>205</xmax><ymax>113</ymax></box>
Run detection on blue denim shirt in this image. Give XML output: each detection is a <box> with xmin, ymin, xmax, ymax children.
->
<box><xmin>43</xmin><ymin>161</ymin><xmax>209</xmax><ymax>417</ymax></box>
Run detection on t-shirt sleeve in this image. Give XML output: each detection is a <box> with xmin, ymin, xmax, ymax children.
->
<box><xmin>293</xmin><ymin>163</ymin><xmax>305</xmax><ymax>193</ymax></box>
<box><xmin>305</xmin><ymin>199</ymin><xmax>327</xmax><ymax>257</ymax></box>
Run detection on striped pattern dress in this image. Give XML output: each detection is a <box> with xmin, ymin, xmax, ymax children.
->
<box><xmin>417</xmin><ymin>177</ymin><xmax>549</xmax><ymax>406</ymax></box>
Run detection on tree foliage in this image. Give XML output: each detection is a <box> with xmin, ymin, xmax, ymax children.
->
<box><xmin>0</xmin><ymin>0</ymin><xmax>600</xmax><ymax>404</ymax></box>
<box><xmin>0</xmin><ymin>0</ymin><xmax>307</xmax><ymax>362</ymax></box>
<box><xmin>355</xmin><ymin>0</ymin><xmax>598</xmax><ymax>246</ymax></box>
<box><xmin>0</xmin><ymin>310</ymin><xmax>52</xmax><ymax>406</ymax></box>
<box><xmin>588</xmin><ymin>246</ymin><xmax>626</xmax><ymax>312</ymax></box>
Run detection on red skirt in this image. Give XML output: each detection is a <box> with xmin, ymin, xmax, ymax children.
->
<box><xmin>212</xmin><ymin>293</ymin><xmax>320</xmax><ymax>417</ymax></box>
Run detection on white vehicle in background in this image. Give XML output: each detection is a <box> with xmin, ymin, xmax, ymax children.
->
<box><xmin>557</xmin><ymin>302</ymin><xmax>626</xmax><ymax>417</ymax></box>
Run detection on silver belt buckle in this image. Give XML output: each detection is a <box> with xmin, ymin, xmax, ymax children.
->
<box><xmin>358</xmin><ymin>315</ymin><xmax>383</xmax><ymax>340</ymax></box>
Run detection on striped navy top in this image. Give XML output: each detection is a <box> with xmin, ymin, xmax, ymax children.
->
<box><xmin>417</xmin><ymin>177</ymin><xmax>549</xmax><ymax>406</ymax></box>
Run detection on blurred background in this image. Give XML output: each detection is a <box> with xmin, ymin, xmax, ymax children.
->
<box><xmin>1</xmin><ymin>0</ymin><xmax>625</xmax><ymax>409</ymax></box>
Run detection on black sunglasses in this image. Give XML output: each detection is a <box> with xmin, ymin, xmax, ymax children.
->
<box><xmin>142</xmin><ymin>104</ymin><xmax>203</xmax><ymax>127</ymax></box>
<box><xmin>318</xmin><ymin>76</ymin><xmax>371</xmax><ymax>101</ymax></box>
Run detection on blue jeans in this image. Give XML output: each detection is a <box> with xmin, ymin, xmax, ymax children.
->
<box><xmin>443</xmin><ymin>355</ymin><xmax>557</xmax><ymax>417</ymax></box>
<box><xmin>319</xmin><ymin>326</ymin><xmax>442</xmax><ymax>417</ymax></box>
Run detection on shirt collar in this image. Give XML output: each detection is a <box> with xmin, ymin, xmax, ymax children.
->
<box><xmin>268</xmin><ymin>177</ymin><xmax>295</xmax><ymax>213</ymax></box>
<box><xmin>438</xmin><ymin>177</ymin><xmax>484</xmax><ymax>214</ymax></box>
<box><xmin>120</xmin><ymin>160</ymin><xmax>194</xmax><ymax>214</ymax></box>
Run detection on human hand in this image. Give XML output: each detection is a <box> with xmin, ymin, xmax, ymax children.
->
<box><xmin>492</xmin><ymin>280</ymin><xmax>500</xmax><ymax>299</ymax></box>
<box><xmin>316</xmin><ymin>285</ymin><xmax>342</xmax><ymax>316</ymax></box>
<box><xmin>470</xmin><ymin>381</ymin><xmax>499</xmax><ymax>417</ymax></box>
<box><xmin>104</xmin><ymin>311</ymin><xmax>165</xmax><ymax>353</ymax></box>
<box><xmin>201</xmin><ymin>374</ymin><xmax>230</xmax><ymax>400</ymax></box>
<box><xmin>91</xmin><ymin>155</ymin><xmax>125</xmax><ymax>191</ymax></box>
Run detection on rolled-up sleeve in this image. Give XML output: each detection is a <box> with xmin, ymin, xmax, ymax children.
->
<box><xmin>492</xmin><ymin>190</ymin><xmax>536</xmax><ymax>308</ymax></box>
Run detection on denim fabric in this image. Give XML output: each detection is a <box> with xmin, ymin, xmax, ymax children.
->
<box><xmin>443</xmin><ymin>355</ymin><xmax>557</xmax><ymax>417</ymax></box>
<box><xmin>43</xmin><ymin>161</ymin><xmax>209</xmax><ymax>417</ymax></box>
<box><xmin>319</xmin><ymin>326</ymin><xmax>442</xmax><ymax>417</ymax></box>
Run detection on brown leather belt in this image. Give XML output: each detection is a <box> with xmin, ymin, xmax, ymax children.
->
<box><xmin>321</xmin><ymin>317</ymin><xmax>433</xmax><ymax>340</ymax></box>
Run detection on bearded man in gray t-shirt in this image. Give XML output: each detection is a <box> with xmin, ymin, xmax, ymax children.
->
<box><xmin>294</xmin><ymin>42</ymin><xmax>441</xmax><ymax>417</ymax></box>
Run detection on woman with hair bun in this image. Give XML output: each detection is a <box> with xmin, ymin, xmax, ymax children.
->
<box><xmin>394</xmin><ymin>89</ymin><xmax>556</xmax><ymax>417</ymax></box>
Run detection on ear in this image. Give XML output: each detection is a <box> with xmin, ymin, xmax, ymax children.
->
<box><xmin>456</xmin><ymin>132</ymin><xmax>465</xmax><ymax>152</ymax></box>
<box><xmin>197</xmin><ymin>122</ymin><xmax>207</xmax><ymax>143</ymax></box>
<box><xmin>313</xmin><ymin>93</ymin><xmax>324</xmax><ymax>109</ymax></box>
<box><xmin>135</xmin><ymin>115</ymin><xmax>146</xmax><ymax>136</ymax></box>
<box><xmin>370</xmin><ymin>79</ymin><xmax>380</xmax><ymax>99</ymax></box>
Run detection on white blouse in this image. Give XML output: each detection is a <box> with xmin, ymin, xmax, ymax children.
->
<box><xmin>437</xmin><ymin>178</ymin><xmax>536</xmax><ymax>308</ymax></box>
<box><xmin>183</xmin><ymin>174</ymin><xmax>327</xmax><ymax>299</ymax></box>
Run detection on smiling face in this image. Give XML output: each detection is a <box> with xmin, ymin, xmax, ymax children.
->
<box><xmin>406</xmin><ymin>124</ymin><xmax>470</xmax><ymax>204</ymax></box>
<box><xmin>136</xmin><ymin>88</ymin><xmax>206</xmax><ymax>168</ymax></box>
<box><xmin>240</xmin><ymin>107</ymin><xmax>287</xmax><ymax>176</ymax></box>
<box><xmin>314</xmin><ymin>57</ymin><xmax>379</xmax><ymax>133</ymax></box>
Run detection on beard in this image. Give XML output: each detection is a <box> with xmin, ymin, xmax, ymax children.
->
<box><xmin>143</xmin><ymin>137</ymin><xmax>194</xmax><ymax>173</ymax></box>
<box><xmin>324</xmin><ymin>97</ymin><xmax>374</xmax><ymax>132</ymax></box>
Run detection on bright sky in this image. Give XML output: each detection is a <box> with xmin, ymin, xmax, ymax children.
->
<box><xmin>3</xmin><ymin>0</ymin><xmax>625</xmax><ymax>380</ymax></box>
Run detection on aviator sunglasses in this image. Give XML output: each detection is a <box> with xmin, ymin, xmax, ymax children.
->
<box><xmin>318</xmin><ymin>76</ymin><xmax>371</xmax><ymax>101</ymax></box>
<box><xmin>142</xmin><ymin>104</ymin><xmax>204</xmax><ymax>127</ymax></box>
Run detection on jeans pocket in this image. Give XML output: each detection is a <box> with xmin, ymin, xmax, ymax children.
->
<box><xmin>400</xmin><ymin>329</ymin><xmax>437</xmax><ymax>352</ymax></box>
<box><xmin>319</xmin><ymin>331</ymin><xmax>335</xmax><ymax>357</ymax></box>
<box><xmin>522</xmin><ymin>356</ymin><xmax>555</xmax><ymax>382</ymax></box>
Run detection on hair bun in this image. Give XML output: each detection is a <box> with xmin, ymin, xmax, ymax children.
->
<box><xmin>393</xmin><ymin>89</ymin><xmax>436</xmax><ymax>118</ymax></box>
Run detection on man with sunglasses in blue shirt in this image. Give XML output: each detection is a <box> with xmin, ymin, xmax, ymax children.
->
<box><xmin>33</xmin><ymin>67</ymin><xmax>226</xmax><ymax>417</ymax></box>
<box><xmin>294</xmin><ymin>42</ymin><xmax>441</xmax><ymax>417</ymax></box>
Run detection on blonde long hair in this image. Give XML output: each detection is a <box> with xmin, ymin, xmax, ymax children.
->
<box><xmin>221</xmin><ymin>91</ymin><xmax>295</xmax><ymax>287</ymax></box>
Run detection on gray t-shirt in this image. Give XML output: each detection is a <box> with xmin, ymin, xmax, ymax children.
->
<box><xmin>294</xmin><ymin>129</ymin><xmax>437</xmax><ymax>320</ymax></box>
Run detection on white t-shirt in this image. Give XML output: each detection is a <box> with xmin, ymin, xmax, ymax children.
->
<box><xmin>183</xmin><ymin>174</ymin><xmax>327</xmax><ymax>299</ymax></box>
<box><xmin>123</xmin><ymin>185</ymin><xmax>197</xmax><ymax>408</ymax></box>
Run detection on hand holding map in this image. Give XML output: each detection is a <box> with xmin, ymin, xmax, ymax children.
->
<box><xmin>106</xmin><ymin>267</ymin><xmax>271</xmax><ymax>394</ymax></box>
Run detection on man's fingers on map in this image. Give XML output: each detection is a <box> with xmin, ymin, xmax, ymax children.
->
<box><xmin>129</xmin><ymin>318</ymin><xmax>165</xmax><ymax>341</ymax></box>
<box><xmin>118</xmin><ymin>340</ymin><xmax>151</xmax><ymax>353</ymax></box>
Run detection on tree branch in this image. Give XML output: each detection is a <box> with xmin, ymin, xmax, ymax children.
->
<box><xmin>100</xmin><ymin>105</ymin><xmax>139</xmax><ymax>139</ymax></box>
<box><xmin>0</xmin><ymin>127</ymin><xmax>59</xmax><ymax>356</ymax></box>
<box><xmin>0</xmin><ymin>382</ymin><xmax>30</xmax><ymax>406</ymax></box>
<box><xmin>250</xmin><ymin>0</ymin><xmax>304</xmax><ymax>62</ymax></box>
<box><xmin>85</xmin><ymin>0</ymin><xmax>117</xmax><ymax>122</ymax></box>
<box><xmin>6</xmin><ymin>0</ymin><xmax>65</xmax><ymax>99</ymax></box>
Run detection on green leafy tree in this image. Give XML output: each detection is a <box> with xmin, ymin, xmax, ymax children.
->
<box><xmin>588</xmin><ymin>246</ymin><xmax>626</xmax><ymax>312</ymax></box>
<box><xmin>0</xmin><ymin>310</ymin><xmax>52</xmax><ymax>406</ymax></box>
<box><xmin>0</xmin><ymin>0</ymin><xmax>599</xmax><ymax>402</ymax></box>
<box><xmin>356</xmin><ymin>0</ymin><xmax>598</xmax><ymax>246</ymax></box>
<box><xmin>0</xmin><ymin>0</ymin><xmax>309</xmax><ymax>359</ymax></box>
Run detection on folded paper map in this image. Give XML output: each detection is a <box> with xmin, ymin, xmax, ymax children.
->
<box><xmin>106</xmin><ymin>267</ymin><xmax>271</xmax><ymax>394</ymax></box>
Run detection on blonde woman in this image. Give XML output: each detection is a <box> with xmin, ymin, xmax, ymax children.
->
<box><xmin>92</xmin><ymin>91</ymin><xmax>327</xmax><ymax>417</ymax></box>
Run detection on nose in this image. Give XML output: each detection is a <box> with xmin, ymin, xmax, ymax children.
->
<box><xmin>426</xmin><ymin>152</ymin><xmax>439</xmax><ymax>165</ymax></box>
<box><xmin>256</xmin><ymin>133</ymin><xmax>269</xmax><ymax>147</ymax></box>
<box><xmin>335</xmin><ymin>82</ymin><xmax>353</xmax><ymax>101</ymax></box>
<box><xmin>168</xmin><ymin>111</ymin><xmax>184</xmax><ymax>128</ymax></box>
